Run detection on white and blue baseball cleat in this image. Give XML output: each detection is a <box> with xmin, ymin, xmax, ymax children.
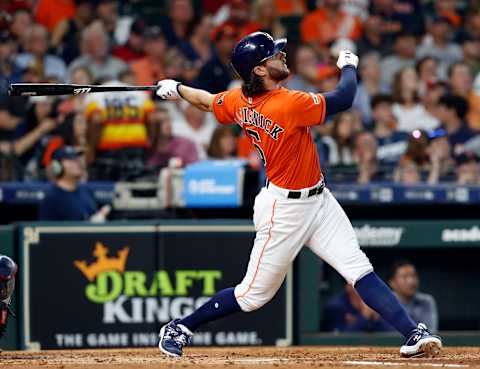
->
<box><xmin>400</xmin><ymin>323</ymin><xmax>442</xmax><ymax>358</ymax></box>
<box><xmin>158</xmin><ymin>319</ymin><xmax>193</xmax><ymax>357</ymax></box>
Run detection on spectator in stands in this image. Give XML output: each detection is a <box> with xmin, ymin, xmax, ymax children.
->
<box><xmin>394</xmin><ymin>160</ymin><xmax>421</xmax><ymax>184</ymax></box>
<box><xmin>215</xmin><ymin>0</ymin><xmax>261</xmax><ymax>41</ymax></box>
<box><xmin>160</xmin><ymin>0</ymin><xmax>195</xmax><ymax>47</ymax></box>
<box><xmin>416</xmin><ymin>56</ymin><xmax>439</xmax><ymax>97</ymax></box>
<box><xmin>455</xmin><ymin>151</ymin><xmax>480</xmax><ymax>185</ymax></box>
<box><xmin>164</xmin><ymin>45</ymin><xmax>193</xmax><ymax>84</ymax></box>
<box><xmin>194</xmin><ymin>24</ymin><xmax>237</xmax><ymax>93</ymax></box>
<box><xmin>436</xmin><ymin>94</ymin><xmax>477</xmax><ymax>153</ymax></box>
<box><xmin>426</xmin><ymin>128</ymin><xmax>455</xmax><ymax>184</ymax></box>
<box><xmin>50</xmin><ymin>0</ymin><xmax>94</xmax><ymax>65</ymax></box>
<box><xmin>380</xmin><ymin>32</ymin><xmax>416</xmax><ymax>88</ymax></box>
<box><xmin>461</xmin><ymin>36</ymin><xmax>480</xmax><ymax>78</ymax></box>
<box><xmin>9</xmin><ymin>9</ymin><xmax>33</xmax><ymax>44</ymax></box>
<box><xmin>353</xmin><ymin>52</ymin><xmax>390</xmax><ymax>125</ymax></box>
<box><xmin>323</xmin><ymin>112</ymin><xmax>358</xmax><ymax>167</ymax></box>
<box><xmin>207</xmin><ymin>126</ymin><xmax>237</xmax><ymax>159</ymax></box>
<box><xmin>370</xmin><ymin>0</ymin><xmax>424</xmax><ymax>41</ymax></box>
<box><xmin>356</xmin><ymin>16</ymin><xmax>387</xmax><ymax>57</ymax></box>
<box><xmin>300</xmin><ymin>0</ymin><xmax>362</xmax><ymax>53</ymax></box>
<box><xmin>398</xmin><ymin>129</ymin><xmax>430</xmax><ymax>172</ymax></box>
<box><xmin>448</xmin><ymin>62</ymin><xmax>480</xmax><ymax>130</ymax></box>
<box><xmin>95</xmin><ymin>0</ymin><xmax>120</xmax><ymax>44</ymax></box>
<box><xmin>131</xmin><ymin>26</ymin><xmax>167</xmax><ymax>86</ymax></box>
<box><xmin>285</xmin><ymin>44</ymin><xmax>319</xmax><ymax>93</ymax></box>
<box><xmin>172</xmin><ymin>102</ymin><xmax>217</xmax><ymax>159</ymax></box>
<box><xmin>416</xmin><ymin>16</ymin><xmax>463</xmax><ymax>80</ymax></box>
<box><xmin>0</xmin><ymin>96</ymin><xmax>58</xmax><ymax>181</ymax></box>
<box><xmin>274</xmin><ymin>0</ymin><xmax>306</xmax><ymax>17</ymax></box>
<box><xmin>112</xmin><ymin>19</ymin><xmax>146</xmax><ymax>63</ymax></box>
<box><xmin>16</xmin><ymin>24</ymin><xmax>67</xmax><ymax>82</ymax></box>
<box><xmin>392</xmin><ymin>67</ymin><xmax>439</xmax><ymax>132</ymax></box>
<box><xmin>0</xmin><ymin>31</ymin><xmax>23</xmax><ymax>93</ymax></box>
<box><xmin>58</xmin><ymin>67</ymin><xmax>93</xmax><ymax>114</ymax></box>
<box><xmin>422</xmin><ymin>80</ymin><xmax>448</xmax><ymax>122</ymax></box>
<box><xmin>371</xmin><ymin>94</ymin><xmax>408</xmax><ymax>165</ymax></box>
<box><xmin>456</xmin><ymin>11</ymin><xmax>480</xmax><ymax>44</ymax></box>
<box><xmin>14</xmin><ymin>96</ymin><xmax>60</xmax><ymax>169</ymax></box>
<box><xmin>433</xmin><ymin>0</ymin><xmax>462</xmax><ymax>29</ymax></box>
<box><xmin>147</xmin><ymin>105</ymin><xmax>198</xmax><ymax>170</ymax></box>
<box><xmin>68</xmin><ymin>21</ymin><xmax>127</xmax><ymax>82</ymax></box>
<box><xmin>39</xmin><ymin>146</ymin><xmax>110</xmax><ymax>221</ymax></box>
<box><xmin>178</xmin><ymin>15</ymin><xmax>214</xmax><ymax>75</ymax></box>
<box><xmin>353</xmin><ymin>131</ymin><xmax>381</xmax><ymax>184</ymax></box>
<box><xmin>323</xmin><ymin>284</ymin><xmax>391</xmax><ymax>332</ymax></box>
<box><xmin>35</xmin><ymin>0</ymin><xmax>75</xmax><ymax>33</ymax></box>
<box><xmin>252</xmin><ymin>0</ymin><xmax>285</xmax><ymax>38</ymax></box>
<box><xmin>84</xmin><ymin>79</ymin><xmax>154</xmax><ymax>180</ymax></box>
<box><xmin>388</xmin><ymin>260</ymin><xmax>438</xmax><ymax>333</ymax></box>
<box><xmin>53</xmin><ymin>112</ymin><xmax>87</xmax><ymax>153</ymax></box>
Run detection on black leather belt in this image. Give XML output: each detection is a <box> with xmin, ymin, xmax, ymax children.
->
<box><xmin>266</xmin><ymin>180</ymin><xmax>325</xmax><ymax>199</ymax></box>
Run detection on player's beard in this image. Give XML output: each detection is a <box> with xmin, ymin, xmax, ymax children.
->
<box><xmin>267</xmin><ymin>65</ymin><xmax>290</xmax><ymax>82</ymax></box>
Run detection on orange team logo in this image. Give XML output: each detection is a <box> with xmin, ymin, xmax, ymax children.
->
<box><xmin>74</xmin><ymin>242</ymin><xmax>129</xmax><ymax>282</ymax></box>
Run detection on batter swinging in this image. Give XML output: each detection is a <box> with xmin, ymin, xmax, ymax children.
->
<box><xmin>156</xmin><ymin>32</ymin><xmax>442</xmax><ymax>358</ymax></box>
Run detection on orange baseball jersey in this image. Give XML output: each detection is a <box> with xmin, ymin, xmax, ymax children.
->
<box><xmin>213</xmin><ymin>88</ymin><xmax>326</xmax><ymax>190</ymax></box>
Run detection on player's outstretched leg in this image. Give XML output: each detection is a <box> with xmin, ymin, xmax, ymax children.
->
<box><xmin>355</xmin><ymin>272</ymin><xmax>442</xmax><ymax>357</ymax></box>
<box><xmin>158</xmin><ymin>287</ymin><xmax>241</xmax><ymax>357</ymax></box>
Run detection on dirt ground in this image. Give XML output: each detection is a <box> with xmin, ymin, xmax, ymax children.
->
<box><xmin>0</xmin><ymin>346</ymin><xmax>479</xmax><ymax>369</ymax></box>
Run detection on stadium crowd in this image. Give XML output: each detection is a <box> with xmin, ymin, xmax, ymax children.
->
<box><xmin>1</xmin><ymin>0</ymin><xmax>480</xmax><ymax>185</ymax></box>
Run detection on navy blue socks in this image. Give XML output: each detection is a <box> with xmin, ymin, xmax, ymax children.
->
<box><xmin>355</xmin><ymin>272</ymin><xmax>417</xmax><ymax>337</ymax></box>
<box><xmin>177</xmin><ymin>287</ymin><xmax>242</xmax><ymax>332</ymax></box>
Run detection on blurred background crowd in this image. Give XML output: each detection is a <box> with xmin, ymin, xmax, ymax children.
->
<box><xmin>1</xmin><ymin>0</ymin><xmax>480</xmax><ymax>185</ymax></box>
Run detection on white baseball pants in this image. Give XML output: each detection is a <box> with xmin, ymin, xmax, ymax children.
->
<box><xmin>234</xmin><ymin>182</ymin><xmax>373</xmax><ymax>312</ymax></box>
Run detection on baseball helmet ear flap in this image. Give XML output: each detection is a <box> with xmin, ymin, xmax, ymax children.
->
<box><xmin>50</xmin><ymin>159</ymin><xmax>63</xmax><ymax>178</ymax></box>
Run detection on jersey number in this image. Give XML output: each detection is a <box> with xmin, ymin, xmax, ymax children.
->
<box><xmin>245</xmin><ymin>128</ymin><xmax>266</xmax><ymax>166</ymax></box>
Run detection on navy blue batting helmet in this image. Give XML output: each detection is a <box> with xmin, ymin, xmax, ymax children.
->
<box><xmin>0</xmin><ymin>255</ymin><xmax>16</xmax><ymax>302</ymax></box>
<box><xmin>231</xmin><ymin>32</ymin><xmax>287</xmax><ymax>81</ymax></box>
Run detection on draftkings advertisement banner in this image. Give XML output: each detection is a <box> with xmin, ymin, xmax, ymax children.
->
<box><xmin>21</xmin><ymin>224</ymin><xmax>287</xmax><ymax>349</ymax></box>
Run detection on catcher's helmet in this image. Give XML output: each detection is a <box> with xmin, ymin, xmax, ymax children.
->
<box><xmin>231</xmin><ymin>32</ymin><xmax>287</xmax><ymax>81</ymax></box>
<box><xmin>0</xmin><ymin>255</ymin><xmax>16</xmax><ymax>302</ymax></box>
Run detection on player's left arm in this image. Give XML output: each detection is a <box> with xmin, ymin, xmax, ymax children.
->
<box><xmin>156</xmin><ymin>80</ymin><xmax>215</xmax><ymax>112</ymax></box>
<box><xmin>323</xmin><ymin>50</ymin><xmax>359</xmax><ymax>116</ymax></box>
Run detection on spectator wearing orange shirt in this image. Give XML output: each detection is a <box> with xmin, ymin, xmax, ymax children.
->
<box><xmin>131</xmin><ymin>27</ymin><xmax>167</xmax><ymax>86</ymax></box>
<box><xmin>448</xmin><ymin>62</ymin><xmax>480</xmax><ymax>130</ymax></box>
<box><xmin>214</xmin><ymin>0</ymin><xmax>261</xmax><ymax>41</ymax></box>
<box><xmin>300</xmin><ymin>0</ymin><xmax>362</xmax><ymax>51</ymax></box>
<box><xmin>274</xmin><ymin>0</ymin><xmax>306</xmax><ymax>16</ymax></box>
<box><xmin>35</xmin><ymin>0</ymin><xmax>76</xmax><ymax>33</ymax></box>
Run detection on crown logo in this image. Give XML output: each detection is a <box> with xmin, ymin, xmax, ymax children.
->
<box><xmin>74</xmin><ymin>242</ymin><xmax>129</xmax><ymax>281</ymax></box>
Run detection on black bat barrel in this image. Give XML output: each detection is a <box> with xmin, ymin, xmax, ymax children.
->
<box><xmin>8</xmin><ymin>84</ymin><xmax>158</xmax><ymax>96</ymax></box>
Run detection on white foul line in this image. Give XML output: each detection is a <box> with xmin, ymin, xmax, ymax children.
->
<box><xmin>219</xmin><ymin>358</ymin><xmax>470</xmax><ymax>367</ymax></box>
<box><xmin>344</xmin><ymin>361</ymin><xmax>469</xmax><ymax>368</ymax></box>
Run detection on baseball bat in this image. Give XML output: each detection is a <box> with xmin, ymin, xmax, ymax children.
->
<box><xmin>8</xmin><ymin>83</ymin><xmax>158</xmax><ymax>97</ymax></box>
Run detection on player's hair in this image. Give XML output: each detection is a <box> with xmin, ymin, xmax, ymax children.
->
<box><xmin>242</xmin><ymin>72</ymin><xmax>268</xmax><ymax>97</ymax></box>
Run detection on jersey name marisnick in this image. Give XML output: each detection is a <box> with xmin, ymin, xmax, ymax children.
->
<box><xmin>240</xmin><ymin>107</ymin><xmax>285</xmax><ymax>140</ymax></box>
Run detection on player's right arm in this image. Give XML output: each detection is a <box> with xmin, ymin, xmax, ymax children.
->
<box><xmin>156</xmin><ymin>79</ymin><xmax>215</xmax><ymax>112</ymax></box>
<box><xmin>324</xmin><ymin>52</ymin><xmax>358</xmax><ymax>116</ymax></box>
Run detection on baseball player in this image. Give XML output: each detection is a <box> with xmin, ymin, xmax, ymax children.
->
<box><xmin>0</xmin><ymin>255</ymin><xmax>17</xmax><ymax>341</ymax></box>
<box><xmin>156</xmin><ymin>32</ymin><xmax>442</xmax><ymax>358</ymax></box>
